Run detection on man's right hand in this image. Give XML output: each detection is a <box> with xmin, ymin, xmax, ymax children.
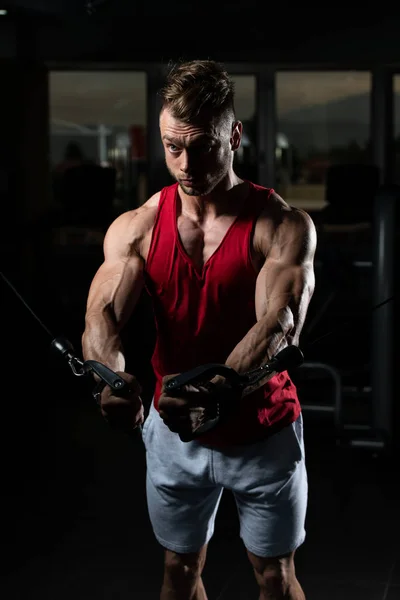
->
<box><xmin>98</xmin><ymin>372</ymin><xmax>144</xmax><ymax>431</ymax></box>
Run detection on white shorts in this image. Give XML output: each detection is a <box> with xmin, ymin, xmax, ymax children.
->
<box><xmin>142</xmin><ymin>400</ymin><xmax>308</xmax><ymax>557</ymax></box>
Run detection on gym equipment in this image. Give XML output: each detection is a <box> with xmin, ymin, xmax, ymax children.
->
<box><xmin>0</xmin><ymin>270</ymin><xmax>303</xmax><ymax>441</ymax></box>
<box><xmin>164</xmin><ymin>345</ymin><xmax>304</xmax><ymax>441</ymax></box>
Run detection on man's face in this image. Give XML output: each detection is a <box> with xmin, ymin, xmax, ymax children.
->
<box><xmin>160</xmin><ymin>107</ymin><xmax>242</xmax><ymax>196</ymax></box>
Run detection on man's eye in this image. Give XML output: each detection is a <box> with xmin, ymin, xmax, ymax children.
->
<box><xmin>167</xmin><ymin>144</ymin><xmax>179</xmax><ymax>152</ymax></box>
<box><xmin>194</xmin><ymin>144</ymin><xmax>213</xmax><ymax>154</ymax></box>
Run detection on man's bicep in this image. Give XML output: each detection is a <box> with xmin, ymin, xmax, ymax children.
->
<box><xmin>85</xmin><ymin>215</ymin><xmax>145</xmax><ymax>329</ymax></box>
<box><xmin>286</xmin><ymin>262</ymin><xmax>315</xmax><ymax>343</ymax></box>
<box><xmin>255</xmin><ymin>262</ymin><xmax>310</xmax><ymax>316</ymax></box>
<box><xmin>255</xmin><ymin>210</ymin><xmax>316</xmax><ymax>326</ymax></box>
<box><xmin>87</xmin><ymin>255</ymin><xmax>144</xmax><ymax>319</ymax></box>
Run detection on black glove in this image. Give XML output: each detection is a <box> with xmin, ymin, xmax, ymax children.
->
<box><xmin>158</xmin><ymin>375</ymin><xmax>242</xmax><ymax>441</ymax></box>
<box><xmin>95</xmin><ymin>372</ymin><xmax>144</xmax><ymax>432</ymax></box>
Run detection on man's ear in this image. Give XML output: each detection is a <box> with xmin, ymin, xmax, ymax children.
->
<box><xmin>231</xmin><ymin>120</ymin><xmax>243</xmax><ymax>151</ymax></box>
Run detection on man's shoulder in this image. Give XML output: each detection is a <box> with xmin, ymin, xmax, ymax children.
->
<box><xmin>253</xmin><ymin>189</ymin><xmax>316</xmax><ymax>255</ymax></box>
<box><xmin>256</xmin><ymin>188</ymin><xmax>314</xmax><ymax>229</ymax></box>
<box><xmin>248</xmin><ymin>182</ymin><xmax>301</xmax><ymax>220</ymax></box>
<box><xmin>105</xmin><ymin>192</ymin><xmax>161</xmax><ymax>246</ymax></box>
<box><xmin>134</xmin><ymin>182</ymin><xmax>178</xmax><ymax>222</ymax></box>
<box><xmin>247</xmin><ymin>180</ymin><xmax>274</xmax><ymax>198</ymax></box>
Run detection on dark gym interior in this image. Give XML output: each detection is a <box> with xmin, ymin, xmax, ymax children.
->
<box><xmin>1</xmin><ymin>3</ymin><xmax>400</xmax><ymax>599</ymax></box>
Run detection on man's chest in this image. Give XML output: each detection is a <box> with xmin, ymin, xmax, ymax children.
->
<box><xmin>176</xmin><ymin>214</ymin><xmax>266</xmax><ymax>273</ymax></box>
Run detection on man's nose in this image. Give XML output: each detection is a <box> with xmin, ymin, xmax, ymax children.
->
<box><xmin>180</xmin><ymin>149</ymin><xmax>200</xmax><ymax>174</ymax></box>
<box><xmin>180</xmin><ymin>149</ymin><xmax>191</xmax><ymax>173</ymax></box>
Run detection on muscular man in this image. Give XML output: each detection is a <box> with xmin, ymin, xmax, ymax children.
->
<box><xmin>82</xmin><ymin>60</ymin><xmax>316</xmax><ymax>600</ymax></box>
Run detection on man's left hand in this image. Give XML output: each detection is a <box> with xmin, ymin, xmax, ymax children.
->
<box><xmin>158</xmin><ymin>375</ymin><xmax>240</xmax><ymax>441</ymax></box>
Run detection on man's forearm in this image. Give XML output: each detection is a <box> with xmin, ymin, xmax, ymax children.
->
<box><xmin>82</xmin><ymin>312</ymin><xmax>126</xmax><ymax>373</ymax></box>
<box><xmin>223</xmin><ymin>307</ymin><xmax>294</xmax><ymax>393</ymax></box>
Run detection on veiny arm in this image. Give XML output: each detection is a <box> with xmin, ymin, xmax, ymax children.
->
<box><xmin>81</xmin><ymin>210</ymin><xmax>146</xmax><ymax>373</ymax></box>
<box><xmin>224</xmin><ymin>207</ymin><xmax>317</xmax><ymax>392</ymax></box>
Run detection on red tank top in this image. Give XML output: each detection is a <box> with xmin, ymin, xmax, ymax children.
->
<box><xmin>144</xmin><ymin>181</ymin><xmax>300</xmax><ymax>446</ymax></box>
